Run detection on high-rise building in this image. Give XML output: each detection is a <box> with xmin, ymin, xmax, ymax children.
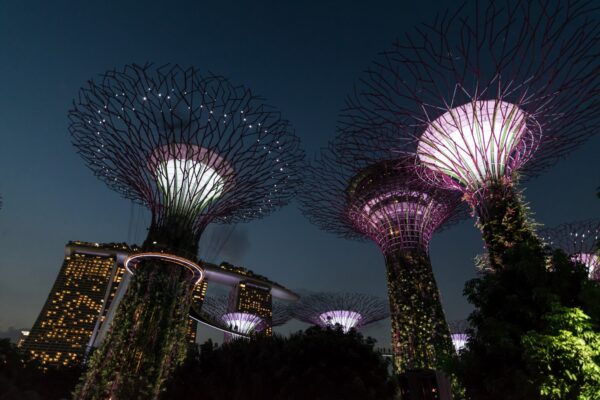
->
<box><xmin>16</xmin><ymin>330</ymin><xmax>30</xmax><ymax>348</ymax></box>
<box><xmin>186</xmin><ymin>280</ymin><xmax>208</xmax><ymax>344</ymax></box>
<box><xmin>229</xmin><ymin>281</ymin><xmax>273</xmax><ymax>335</ymax></box>
<box><xmin>22</xmin><ymin>241</ymin><xmax>132</xmax><ymax>368</ymax></box>
<box><xmin>23</xmin><ymin>241</ymin><xmax>209</xmax><ymax>368</ymax></box>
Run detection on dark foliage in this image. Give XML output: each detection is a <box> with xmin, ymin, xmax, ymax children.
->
<box><xmin>0</xmin><ymin>339</ymin><xmax>82</xmax><ymax>400</ymax></box>
<box><xmin>163</xmin><ymin>327</ymin><xmax>397</xmax><ymax>400</ymax></box>
<box><xmin>450</xmin><ymin>238</ymin><xmax>600</xmax><ymax>400</ymax></box>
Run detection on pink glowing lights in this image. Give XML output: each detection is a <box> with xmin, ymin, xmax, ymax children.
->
<box><xmin>221</xmin><ymin>312</ymin><xmax>264</xmax><ymax>336</ymax></box>
<box><xmin>417</xmin><ymin>100</ymin><xmax>540</xmax><ymax>192</ymax></box>
<box><xmin>540</xmin><ymin>220</ymin><xmax>600</xmax><ymax>281</ymax></box>
<box><xmin>293</xmin><ymin>292</ymin><xmax>388</xmax><ymax>332</ymax></box>
<box><xmin>318</xmin><ymin>310</ymin><xmax>362</xmax><ymax>333</ymax></box>
<box><xmin>451</xmin><ymin>333</ymin><xmax>469</xmax><ymax>353</ymax></box>
<box><xmin>345</xmin><ymin>160</ymin><xmax>464</xmax><ymax>253</ymax></box>
<box><xmin>572</xmin><ymin>253</ymin><xmax>599</xmax><ymax>280</ymax></box>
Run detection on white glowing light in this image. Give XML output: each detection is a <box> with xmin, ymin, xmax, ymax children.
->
<box><xmin>222</xmin><ymin>312</ymin><xmax>263</xmax><ymax>335</ymax></box>
<box><xmin>451</xmin><ymin>333</ymin><xmax>468</xmax><ymax>352</ymax></box>
<box><xmin>417</xmin><ymin>100</ymin><xmax>529</xmax><ymax>189</ymax></box>
<box><xmin>571</xmin><ymin>253</ymin><xmax>600</xmax><ymax>279</ymax></box>
<box><xmin>319</xmin><ymin>310</ymin><xmax>362</xmax><ymax>333</ymax></box>
<box><xmin>149</xmin><ymin>144</ymin><xmax>232</xmax><ymax>218</ymax></box>
<box><xmin>155</xmin><ymin>158</ymin><xmax>225</xmax><ymax>213</ymax></box>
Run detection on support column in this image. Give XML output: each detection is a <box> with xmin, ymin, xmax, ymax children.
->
<box><xmin>385</xmin><ymin>248</ymin><xmax>453</xmax><ymax>373</ymax></box>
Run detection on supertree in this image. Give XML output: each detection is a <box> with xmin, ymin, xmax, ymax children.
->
<box><xmin>200</xmin><ymin>295</ymin><xmax>263</xmax><ymax>339</ymax></box>
<box><xmin>448</xmin><ymin>320</ymin><xmax>470</xmax><ymax>353</ymax></box>
<box><xmin>301</xmin><ymin>141</ymin><xmax>465</xmax><ymax>371</ymax></box>
<box><xmin>343</xmin><ymin>0</ymin><xmax>600</xmax><ymax>270</ymax></box>
<box><xmin>271</xmin><ymin>299</ymin><xmax>294</xmax><ymax>327</ymax></box>
<box><xmin>199</xmin><ymin>294</ymin><xmax>291</xmax><ymax>340</ymax></box>
<box><xmin>539</xmin><ymin>219</ymin><xmax>600</xmax><ymax>280</ymax></box>
<box><xmin>69</xmin><ymin>64</ymin><xmax>304</xmax><ymax>399</ymax></box>
<box><xmin>292</xmin><ymin>292</ymin><xmax>389</xmax><ymax>333</ymax></box>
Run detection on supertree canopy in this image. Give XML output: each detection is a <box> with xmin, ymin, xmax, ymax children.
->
<box><xmin>198</xmin><ymin>294</ymin><xmax>292</xmax><ymax>340</ymax></box>
<box><xmin>200</xmin><ymin>295</ymin><xmax>263</xmax><ymax>339</ymax></box>
<box><xmin>292</xmin><ymin>292</ymin><xmax>388</xmax><ymax>333</ymax></box>
<box><xmin>342</xmin><ymin>0</ymin><xmax>600</xmax><ymax>270</ymax></box>
<box><xmin>271</xmin><ymin>299</ymin><xmax>294</xmax><ymax>327</ymax></box>
<box><xmin>540</xmin><ymin>219</ymin><xmax>600</xmax><ymax>281</ymax></box>
<box><xmin>449</xmin><ymin>320</ymin><xmax>470</xmax><ymax>353</ymax></box>
<box><xmin>301</xmin><ymin>141</ymin><xmax>464</xmax><ymax>372</ymax></box>
<box><xmin>69</xmin><ymin>64</ymin><xmax>303</xmax><ymax>400</ymax></box>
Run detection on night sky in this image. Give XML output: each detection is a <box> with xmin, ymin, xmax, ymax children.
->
<box><xmin>0</xmin><ymin>0</ymin><xmax>598</xmax><ymax>347</ymax></box>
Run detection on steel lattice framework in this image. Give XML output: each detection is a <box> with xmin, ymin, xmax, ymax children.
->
<box><xmin>301</xmin><ymin>139</ymin><xmax>465</xmax><ymax>371</ymax></box>
<box><xmin>200</xmin><ymin>294</ymin><xmax>262</xmax><ymax>336</ymax></box>
<box><xmin>272</xmin><ymin>300</ymin><xmax>294</xmax><ymax>327</ymax></box>
<box><xmin>69</xmin><ymin>64</ymin><xmax>304</xmax><ymax>400</ymax></box>
<box><xmin>292</xmin><ymin>292</ymin><xmax>389</xmax><ymax>333</ymax></box>
<box><xmin>344</xmin><ymin>0</ymin><xmax>600</xmax><ymax>194</ymax></box>
<box><xmin>340</xmin><ymin>0</ymin><xmax>600</xmax><ymax>271</ymax></box>
<box><xmin>303</xmin><ymin>144</ymin><xmax>465</xmax><ymax>254</ymax></box>
<box><xmin>200</xmin><ymin>294</ymin><xmax>291</xmax><ymax>336</ymax></box>
<box><xmin>449</xmin><ymin>320</ymin><xmax>470</xmax><ymax>353</ymax></box>
<box><xmin>539</xmin><ymin>219</ymin><xmax>600</xmax><ymax>280</ymax></box>
<box><xmin>70</xmin><ymin>64</ymin><xmax>304</xmax><ymax>244</ymax></box>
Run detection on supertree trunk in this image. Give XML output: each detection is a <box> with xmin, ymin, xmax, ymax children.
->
<box><xmin>74</xmin><ymin>223</ymin><xmax>199</xmax><ymax>400</ymax></box>
<box><xmin>472</xmin><ymin>181</ymin><xmax>539</xmax><ymax>271</ymax></box>
<box><xmin>384</xmin><ymin>248</ymin><xmax>454</xmax><ymax>373</ymax></box>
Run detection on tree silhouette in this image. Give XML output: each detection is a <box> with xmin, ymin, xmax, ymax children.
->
<box><xmin>163</xmin><ymin>327</ymin><xmax>397</xmax><ymax>400</ymax></box>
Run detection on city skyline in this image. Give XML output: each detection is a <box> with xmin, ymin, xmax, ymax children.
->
<box><xmin>0</xmin><ymin>0</ymin><xmax>599</xmax><ymax>350</ymax></box>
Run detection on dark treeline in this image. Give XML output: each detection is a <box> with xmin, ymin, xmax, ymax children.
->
<box><xmin>0</xmin><ymin>339</ymin><xmax>81</xmax><ymax>400</ymax></box>
<box><xmin>1</xmin><ymin>327</ymin><xmax>396</xmax><ymax>400</ymax></box>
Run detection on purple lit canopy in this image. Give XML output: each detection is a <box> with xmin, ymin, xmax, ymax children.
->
<box><xmin>540</xmin><ymin>219</ymin><xmax>600</xmax><ymax>280</ymax></box>
<box><xmin>70</xmin><ymin>64</ymin><xmax>305</xmax><ymax>240</ymax></box>
<box><xmin>449</xmin><ymin>320</ymin><xmax>470</xmax><ymax>353</ymax></box>
<box><xmin>222</xmin><ymin>312</ymin><xmax>263</xmax><ymax>336</ymax></box>
<box><xmin>301</xmin><ymin>145</ymin><xmax>466</xmax><ymax>254</ymax></box>
<box><xmin>292</xmin><ymin>292</ymin><xmax>389</xmax><ymax>333</ymax></box>
<box><xmin>197</xmin><ymin>294</ymin><xmax>292</xmax><ymax>337</ymax></box>
<box><xmin>341</xmin><ymin>0</ymin><xmax>600</xmax><ymax>205</ymax></box>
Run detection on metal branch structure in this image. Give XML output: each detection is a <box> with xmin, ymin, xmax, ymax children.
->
<box><xmin>69</xmin><ymin>64</ymin><xmax>304</xmax><ymax>399</ymax></box>
<box><xmin>292</xmin><ymin>292</ymin><xmax>389</xmax><ymax>333</ymax></box>
<box><xmin>539</xmin><ymin>219</ymin><xmax>600</xmax><ymax>280</ymax></box>
<box><xmin>199</xmin><ymin>294</ymin><xmax>292</xmax><ymax>340</ymax></box>
<box><xmin>342</xmin><ymin>0</ymin><xmax>600</xmax><ymax>270</ymax></box>
<box><xmin>449</xmin><ymin>320</ymin><xmax>470</xmax><ymax>353</ymax></box>
<box><xmin>271</xmin><ymin>300</ymin><xmax>294</xmax><ymax>327</ymax></box>
<box><xmin>301</xmin><ymin>143</ymin><xmax>465</xmax><ymax>372</ymax></box>
<box><xmin>200</xmin><ymin>295</ymin><xmax>263</xmax><ymax>340</ymax></box>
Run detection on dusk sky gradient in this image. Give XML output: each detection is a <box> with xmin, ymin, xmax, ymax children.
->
<box><xmin>0</xmin><ymin>0</ymin><xmax>598</xmax><ymax>347</ymax></box>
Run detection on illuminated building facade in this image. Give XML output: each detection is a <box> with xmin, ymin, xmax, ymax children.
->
<box><xmin>540</xmin><ymin>219</ymin><xmax>600</xmax><ymax>281</ymax></box>
<box><xmin>186</xmin><ymin>280</ymin><xmax>208</xmax><ymax>344</ymax></box>
<box><xmin>22</xmin><ymin>242</ymin><xmax>131</xmax><ymax>368</ymax></box>
<box><xmin>16</xmin><ymin>330</ymin><xmax>30</xmax><ymax>348</ymax></box>
<box><xmin>230</xmin><ymin>281</ymin><xmax>273</xmax><ymax>335</ymax></box>
<box><xmin>22</xmin><ymin>241</ymin><xmax>206</xmax><ymax>369</ymax></box>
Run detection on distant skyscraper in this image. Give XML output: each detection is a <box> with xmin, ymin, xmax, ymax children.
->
<box><xmin>186</xmin><ymin>280</ymin><xmax>208</xmax><ymax>344</ymax></box>
<box><xmin>230</xmin><ymin>281</ymin><xmax>273</xmax><ymax>335</ymax></box>
<box><xmin>23</xmin><ymin>241</ymin><xmax>207</xmax><ymax>369</ymax></box>
<box><xmin>24</xmin><ymin>240</ymin><xmax>293</xmax><ymax>369</ymax></box>
<box><xmin>22</xmin><ymin>241</ymin><xmax>131</xmax><ymax>368</ymax></box>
